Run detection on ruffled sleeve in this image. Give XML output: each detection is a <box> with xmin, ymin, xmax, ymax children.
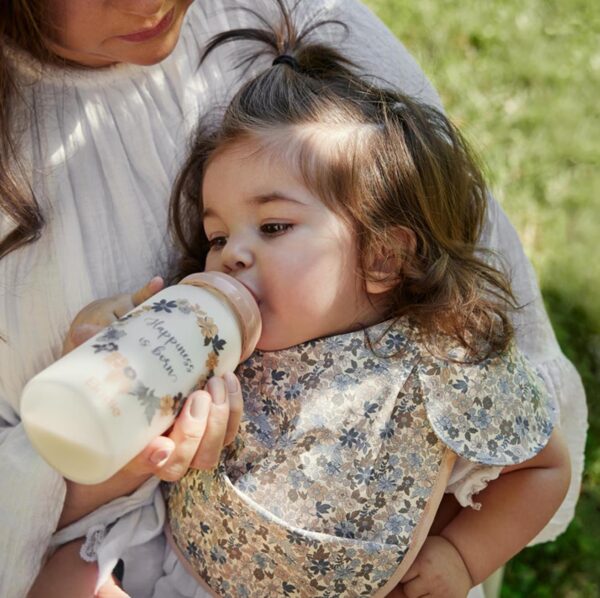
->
<box><xmin>418</xmin><ymin>341</ymin><xmax>557</xmax><ymax>467</ymax></box>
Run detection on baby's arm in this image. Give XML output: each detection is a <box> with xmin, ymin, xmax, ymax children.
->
<box><xmin>27</xmin><ymin>540</ymin><xmax>129</xmax><ymax>598</ymax></box>
<box><xmin>398</xmin><ymin>429</ymin><xmax>571</xmax><ymax>598</ymax></box>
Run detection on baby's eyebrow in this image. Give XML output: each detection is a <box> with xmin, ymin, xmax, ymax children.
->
<box><xmin>202</xmin><ymin>192</ymin><xmax>305</xmax><ymax>219</ymax></box>
<box><xmin>250</xmin><ymin>192</ymin><xmax>305</xmax><ymax>207</ymax></box>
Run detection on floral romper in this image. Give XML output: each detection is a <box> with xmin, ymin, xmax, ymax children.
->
<box><xmin>165</xmin><ymin>319</ymin><xmax>555</xmax><ymax>597</ymax></box>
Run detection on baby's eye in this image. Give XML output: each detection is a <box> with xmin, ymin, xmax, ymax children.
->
<box><xmin>260</xmin><ymin>223</ymin><xmax>293</xmax><ymax>236</ymax></box>
<box><xmin>208</xmin><ymin>236</ymin><xmax>227</xmax><ymax>249</ymax></box>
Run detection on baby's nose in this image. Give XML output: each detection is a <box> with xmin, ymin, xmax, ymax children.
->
<box><xmin>222</xmin><ymin>241</ymin><xmax>253</xmax><ymax>273</ymax></box>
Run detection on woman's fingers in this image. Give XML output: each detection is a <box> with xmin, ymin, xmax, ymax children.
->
<box><xmin>125</xmin><ymin>373</ymin><xmax>241</xmax><ymax>482</ymax></box>
<box><xmin>111</xmin><ymin>275</ymin><xmax>163</xmax><ymax>319</ymax></box>
<box><xmin>222</xmin><ymin>372</ymin><xmax>243</xmax><ymax>446</ymax></box>
<box><xmin>190</xmin><ymin>377</ymin><xmax>231</xmax><ymax>469</ymax></box>
<box><xmin>62</xmin><ymin>323</ymin><xmax>104</xmax><ymax>355</ymax></box>
<box><xmin>155</xmin><ymin>390</ymin><xmax>212</xmax><ymax>481</ymax></box>
<box><xmin>131</xmin><ymin>276</ymin><xmax>164</xmax><ymax>307</ymax></box>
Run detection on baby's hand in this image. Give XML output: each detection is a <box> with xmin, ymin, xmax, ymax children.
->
<box><xmin>393</xmin><ymin>535</ymin><xmax>472</xmax><ymax>598</ymax></box>
<box><xmin>62</xmin><ymin>276</ymin><xmax>165</xmax><ymax>355</ymax></box>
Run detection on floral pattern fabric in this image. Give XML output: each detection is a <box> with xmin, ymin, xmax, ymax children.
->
<box><xmin>165</xmin><ymin>319</ymin><xmax>555</xmax><ymax>597</ymax></box>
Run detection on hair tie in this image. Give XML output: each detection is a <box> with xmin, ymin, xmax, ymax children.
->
<box><xmin>272</xmin><ymin>54</ymin><xmax>300</xmax><ymax>71</ymax></box>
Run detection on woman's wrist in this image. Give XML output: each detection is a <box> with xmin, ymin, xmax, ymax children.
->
<box><xmin>58</xmin><ymin>471</ymin><xmax>151</xmax><ymax>529</ymax></box>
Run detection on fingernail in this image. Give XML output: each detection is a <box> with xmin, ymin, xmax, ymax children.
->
<box><xmin>190</xmin><ymin>393</ymin><xmax>206</xmax><ymax>419</ymax></box>
<box><xmin>224</xmin><ymin>373</ymin><xmax>238</xmax><ymax>394</ymax></box>
<box><xmin>150</xmin><ymin>448</ymin><xmax>172</xmax><ymax>466</ymax></box>
<box><xmin>209</xmin><ymin>378</ymin><xmax>227</xmax><ymax>405</ymax></box>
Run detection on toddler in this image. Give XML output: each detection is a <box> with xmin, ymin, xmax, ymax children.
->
<box><xmin>37</xmin><ymin>3</ymin><xmax>570</xmax><ymax>597</ymax></box>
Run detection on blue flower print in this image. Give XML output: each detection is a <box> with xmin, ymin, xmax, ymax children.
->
<box><xmin>334</xmin><ymin>520</ymin><xmax>357</xmax><ymax>539</ymax></box>
<box><xmin>210</xmin><ymin>545</ymin><xmax>227</xmax><ymax>565</ymax></box>
<box><xmin>284</xmin><ymin>383</ymin><xmax>302</xmax><ymax>401</ymax></box>
<box><xmin>384</xmin><ymin>332</ymin><xmax>406</xmax><ymax>353</ymax></box>
<box><xmin>385</xmin><ymin>513</ymin><xmax>411</xmax><ymax>535</ymax></box>
<box><xmin>151</xmin><ymin>299</ymin><xmax>178</xmax><ymax>313</ymax></box>
<box><xmin>514</xmin><ymin>415</ymin><xmax>530</xmax><ymax>438</ymax></box>
<box><xmin>379</xmin><ymin>421</ymin><xmax>395</xmax><ymax>440</ymax></box>
<box><xmin>92</xmin><ymin>342</ymin><xmax>118</xmax><ymax>353</ymax></box>
<box><xmin>186</xmin><ymin>541</ymin><xmax>201</xmax><ymax>559</ymax></box>
<box><xmin>353</xmin><ymin>466</ymin><xmax>373</xmax><ymax>486</ymax></box>
<box><xmin>308</xmin><ymin>556</ymin><xmax>331</xmax><ymax>576</ymax></box>
<box><xmin>377</xmin><ymin>475</ymin><xmax>397</xmax><ymax>493</ymax></box>
<box><xmin>97</xmin><ymin>327</ymin><xmax>126</xmax><ymax>343</ymax></box>
<box><xmin>472</xmin><ymin>408</ymin><xmax>491</xmax><ymax>429</ymax></box>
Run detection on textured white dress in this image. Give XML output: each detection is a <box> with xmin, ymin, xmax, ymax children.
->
<box><xmin>0</xmin><ymin>1</ymin><xmax>586</xmax><ymax>596</ymax></box>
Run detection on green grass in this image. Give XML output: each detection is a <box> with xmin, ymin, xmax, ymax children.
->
<box><xmin>365</xmin><ymin>1</ymin><xmax>600</xmax><ymax>595</ymax></box>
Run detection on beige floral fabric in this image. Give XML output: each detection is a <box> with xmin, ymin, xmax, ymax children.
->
<box><xmin>165</xmin><ymin>319</ymin><xmax>555</xmax><ymax>597</ymax></box>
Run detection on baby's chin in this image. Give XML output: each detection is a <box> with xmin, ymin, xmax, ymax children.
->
<box><xmin>254</xmin><ymin>321</ymin><xmax>366</xmax><ymax>353</ymax></box>
<box><xmin>254</xmin><ymin>329</ymin><xmax>309</xmax><ymax>353</ymax></box>
<box><xmin>255</xmin><ymin>337</ymin><xmax>298</xmax><ymax>353</ymax></box>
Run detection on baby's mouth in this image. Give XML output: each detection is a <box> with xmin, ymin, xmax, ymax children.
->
<box><xmin>238</xmin><ymin>282</ymin><xmax>261</xmax><ymax>306</ymax></box>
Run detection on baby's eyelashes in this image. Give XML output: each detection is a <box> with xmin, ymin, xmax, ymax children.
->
<box><xmin>260</xmin><ymin>222</ymin><xmax>294</xmax><ymax>236</ymax></box>
<box><xmin>206</xmin><ymin>222</ymin><xmax>293</xmax><ymax>250</ymax></box>
<box><xmin>207</xmin><ymin>236</ymin><xmax>227</xmax><ymax>249</ymax></box>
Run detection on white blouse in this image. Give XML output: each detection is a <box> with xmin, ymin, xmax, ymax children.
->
<box><xmin>0</xmin><ymin>1</ymin><xmax>586</xmax><ymax>596</ymax></box>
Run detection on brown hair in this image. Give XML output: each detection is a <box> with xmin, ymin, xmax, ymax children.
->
<box><xmin>0</xmin><ymin>1</ymin><xmax>62</xmax><ymax>259</ymax></box>
<box><xmin>170</xmin><ymin>0</ymin><xmax>516</xmax><ymax>357</ymax></box>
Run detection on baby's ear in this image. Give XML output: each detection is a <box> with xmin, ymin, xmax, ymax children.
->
<box><xmin>364</xmin><ymin>227</ymin><xmax>416</xmax><ymax>295</ymax></box>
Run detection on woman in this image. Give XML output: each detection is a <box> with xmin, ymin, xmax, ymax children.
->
<box><xmin>0</xmin><ymin>1</ymin><xmax>586</xmax><ymax>596</ymax></box>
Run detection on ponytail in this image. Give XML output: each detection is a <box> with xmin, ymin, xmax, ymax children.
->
<box><xmin>201</xmin><ymin>0</ymin><xmax>352</xmax><ymax>80</ymax></box>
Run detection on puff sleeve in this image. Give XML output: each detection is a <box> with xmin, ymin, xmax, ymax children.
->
<box><xmin>418</xmin><ymin>342</ymin><xmax>557</xmax><ymax>467</ymax></box>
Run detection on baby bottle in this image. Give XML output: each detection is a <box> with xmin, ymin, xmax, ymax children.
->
<box><xmin>21</xmin><ymin>272</ymin><xmax>261</xmax><ymax>484</ymax></box>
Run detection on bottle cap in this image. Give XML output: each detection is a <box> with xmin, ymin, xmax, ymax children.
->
<box><xmin>180</xmin><ymin>272</ymin><xmax>262</xmax><ymax>361</ymax></box>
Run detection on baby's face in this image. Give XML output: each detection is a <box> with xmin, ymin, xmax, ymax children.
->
<box><xmin>202</xmin><ymin>141</ymin><xmax>383</xmax><ymax>351</ymax></box>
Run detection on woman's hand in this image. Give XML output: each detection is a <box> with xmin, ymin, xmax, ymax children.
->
<box><xmin>58</xmin><ymin>278</ymin><xmax>244</xmax><ymax>527</ymax></box>
<box><xmin>127</xmin><ymin>372</ymin><xmax>243</xmax><ymax>479</ymax></box>
<box><xmin>59</xmin><ymin>371</ymin><xmax>243</xmax><ymax>528</ymax></box>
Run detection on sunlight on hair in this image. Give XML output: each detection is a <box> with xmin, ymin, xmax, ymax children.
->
<box><xmin>248</xmin><ymin>119</ymin><xmax>380</xmax><ymax>204</ymax></box>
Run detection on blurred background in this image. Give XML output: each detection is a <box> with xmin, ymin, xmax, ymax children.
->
<box><xmin>365</xmin><ymin>1</ymin><xmax>599</xmax><ymax>596</ymax></box>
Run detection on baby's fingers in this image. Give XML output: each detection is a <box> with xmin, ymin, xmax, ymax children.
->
<box><xmin>62</xmin><ymin>323</ymin><xmax>104</xmax><ymax>355</ymax></box>
<box><xmin>131</xmin><ymin>276</ymin><xmax>164</xmax><ymax>307</ymax></box>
